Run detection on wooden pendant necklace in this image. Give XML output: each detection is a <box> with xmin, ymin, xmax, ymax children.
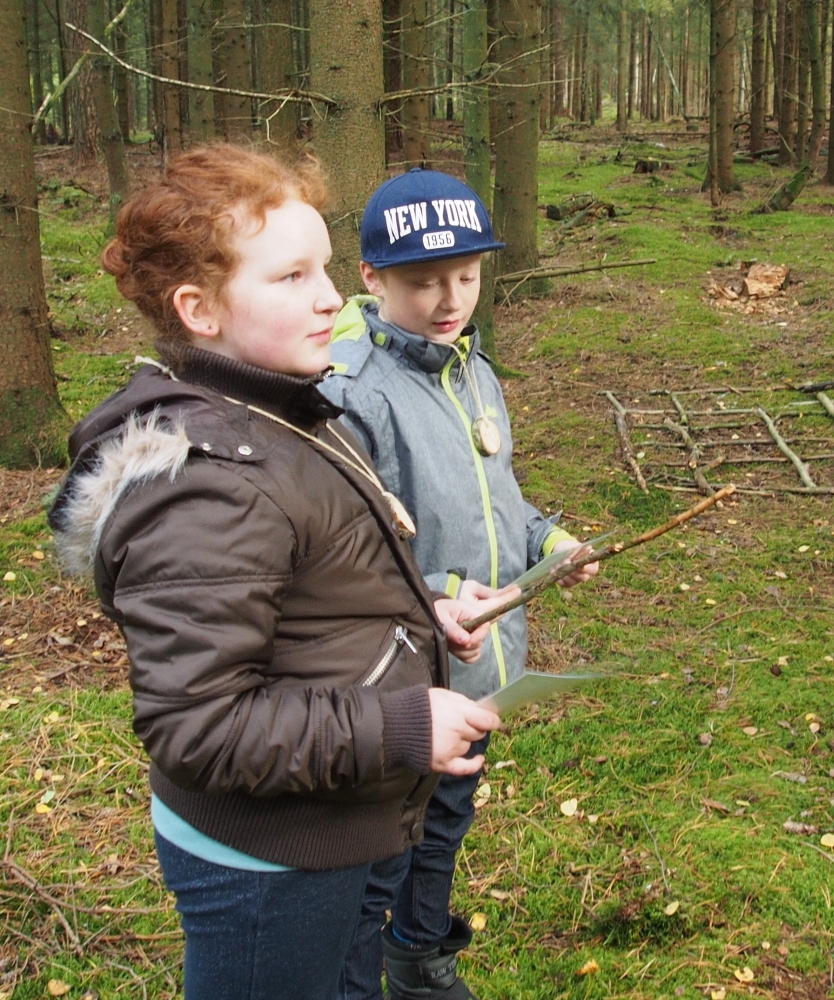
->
<box><xmin>447</xmin><ymin>343</ymin><xmax>502</xmax><ymax>456</ymax></box>
<box><xmin>238</xmin><ymin>403</ymin><xmax>418</xmax><ymax>541</ymax></box>
<box><xmin>139</xmin><ymin>356</ymin><xmax>417</xmax><ymax>540</ymax></box>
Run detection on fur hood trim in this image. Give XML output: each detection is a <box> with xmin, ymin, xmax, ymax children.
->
<box><xmin>55</xmin><ymin>412</ymin><xmax>191</xmax><ymax>575</ymax></box>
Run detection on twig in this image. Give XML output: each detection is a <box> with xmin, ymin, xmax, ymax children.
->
<box><xmin>607</xmin><ymin>392</ymin><xmax>648</xmax><ymax>492</ymax></box>
<box><xmin>65</xmin><ymin>25</ymin><xmax>336</xmax><ymax>107</ymax></box>
<box><xmin>2</xmin><ymin>859</ymin><xmax>84</xmax><ymax>955</ymax></box>
<box><xmin>462</xmin><ymin>485</ymin><xmax>736</xmax><ymax>630</ymax></box>
<box><xmin>756</xmin><ymin>406</ymin><xmax>817</xmax><ymax>488</ymax></box>
<box><xmin>495</xmin><ymin>257</ymin><xmax>656</xmax><ymax>285</ymax></box>
<box><xmin>641</xmin><ymin>817</ymin><xmax>671</xmax><ymax>892</ymax></box>
<box><xmin>663</xmin><ymin>416</ymin><xmax>714</xmax><ymax>495</ymax></box>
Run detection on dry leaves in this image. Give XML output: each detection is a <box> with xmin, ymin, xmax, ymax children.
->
<box><xmin>48</xmin><ymin>982</ymin><xmax>72</xmax><ymax>997</ymax></box>
<box><xmin>559</xmin><ymin>798</ymin><xmax>578</xmax><ymax>817</ymax></box>
<box><xmin>470</xmin><ymin>912</ymin><xmax>487</xmax><ymax>931</ymax></box>
<box><xmin>576</xmin><ymin>959</ymin><xmax>600</xmax><ymax>976</ymax></box>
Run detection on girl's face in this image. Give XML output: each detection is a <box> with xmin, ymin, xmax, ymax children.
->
<box><xmin>203</xmin><ymin>199</ymin><xmax>343</xmax><ymax>376</ymax></box>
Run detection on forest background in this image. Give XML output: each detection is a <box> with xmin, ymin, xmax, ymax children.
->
<box><xmin>2</xmin><ymin>0</ymin><xmax>834</xmax><ymax>998</ymax></box>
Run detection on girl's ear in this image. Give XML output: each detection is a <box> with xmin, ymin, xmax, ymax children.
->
<box><xmin>172</xmin><ymin>285</ymin><xmax>222</xmax><ymax>342</ymax></box>
<box><xmin>359</xmin><ymin>261</ymin><xmax>384</xmax><ymax>297</ymax></box>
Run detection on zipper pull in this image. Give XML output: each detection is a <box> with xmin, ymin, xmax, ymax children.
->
<box><xmin>395</xmin><ymin>625</ymin><xmax>417</xmax><ymax>653</ymax></box>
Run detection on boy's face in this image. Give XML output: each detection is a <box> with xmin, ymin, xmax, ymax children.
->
<box><xmin>204</xmin><ymin>199</ymin><xmax>343</xmax><ymax>376</ymax></box>
<box><xmin>361</xmin><ymin>254</ymin><xmax>481</xmax><ymax>343</ymax></box>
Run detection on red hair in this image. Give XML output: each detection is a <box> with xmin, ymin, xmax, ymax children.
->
<box><xmin>102</xmin><ymin>144</ymin><xmax>329</xmax><ymax>341</ymax></box>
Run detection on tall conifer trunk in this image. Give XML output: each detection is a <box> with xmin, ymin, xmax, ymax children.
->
<box><xmin>750</xmin><ymin>0</ymin><xmax>767</xmax><ymax>151</ymax></box>
<box><xmin>714</xmin><ymin>0</ymin><xmax>737</xmax><ymax>192</ymax></box>
<box><xmin>88</xmin><ymin>0</ymin><xmax>129</xmax><ymax>224</ymax></box>
<box><xmin>309</xmin><ymin>0</ymin><xmax>385</xmax><ymax>294</ymax></box>
<box><xmin>492</xmin><ymin>0</ymin><xmax>541</xmax><ymax>279</ymax></box>
<box><xmin>402</xmin><ymin>0</ymin><xmax>431</xmax><ymax>167</ymax></box>
<box><xmin>616</xmin><ymin>2</ymin><xmax>628</xmax><ymax>131</ymax></box>
<box><xmin>187</xmin><ymin>0</ymin><xmax>216</xmax><ymax>143</ymax></box>
<box><xmin>0</xmin><ymin>0</ymin><xmax>66</xmax><ymax>467</ymax></box>
<box><xmin>257</xmin><ymin>0</ymin><xmax>295</xmax><ymax>151</ymax></box>
<box><xmin>462</xmin><ymin>0</ymin><xmax>495</xmax><ymax>354</ymax></box>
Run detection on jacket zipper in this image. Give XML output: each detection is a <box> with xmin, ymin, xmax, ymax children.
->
<box><xmin>362</xmin><ymin>625</ymin><xmax>417</xmax><ymax>687</ymax></box>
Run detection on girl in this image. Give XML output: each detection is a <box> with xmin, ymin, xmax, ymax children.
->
<box><xmin>49</xmin><ymin>145</ymin><xmax>503</xmax><ymax>1000</ymax></box>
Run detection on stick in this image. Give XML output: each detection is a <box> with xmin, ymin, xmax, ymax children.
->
<box><xmin>461</xmin><ymin>485</ymin><xmax>736</xmax><ymax>631</ymax></box>
<box><xmin>495</xmin><ymin>257</ymin><xmax>656</xmax><ymax>285</ymax></box>
<box><xmin>606</xmin><ymin>392</ymin><xmax>648</xmax><ymax>492</ymax></box>
<box><xmin>756</xmin><ymin>406</ymin><xmax>817</xmax><ymax>488</ymax></box>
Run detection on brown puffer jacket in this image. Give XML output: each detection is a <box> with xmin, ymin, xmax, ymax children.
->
<box><xmin>49</xmin><ymin>345</ymin><xmax>448</xmax><ymax>870</ymax></box>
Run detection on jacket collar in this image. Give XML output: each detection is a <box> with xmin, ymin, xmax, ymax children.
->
<box><xmin>361</xmin><ymin>302</ymin><xmax>479</xmax><ymax>375</ymax></box>
<box><xmin>156</xmin><ymin>341</ymin><xmax>340</xmax><ymax>423</ymax></box>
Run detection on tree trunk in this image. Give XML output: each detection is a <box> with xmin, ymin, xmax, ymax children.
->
<box><xmin>64</xmin><ymin>0</ymin><xmax>100</xmax><ymax>161</ymax></box>
<box><xmin>26</xmin><ymin>0</ymin><xmax>47</xmax><ymax>142</ymax></box>
<box><xmin>827</xmin><ymin>0</ymin><xmax>834</xmax><ymax>182</ymax></box>
<box><xmin>186</xmin><ymin>0</ymin><xmax>216</xmax><ymax>143</ymax></box>
<box><xmin>257</xmin><ymin>0</ymin><xmax>295</xmax><ymax>151</ymax></box>
<box><xmin>750</xmin><ymin>0</ymin><xmax>767</xmax><ymax>151</ymax></box>
<box><xmin>383</xmin><ymin>0</ymin><xmax>403</xmax><ymax>158</ymax></box>
<box><xmin>309</xmin><ymin>0</ymin><xmax>385</xmax><ymax>295</ymax></box>
<box><xmin>552</xmin><ymin>1</ymin><xmax>566</xmax><ymax>116</ymax></box>
<box><xmin>54</xmin><ymin>0</ymin><xmax>71</xmax><ymax>138</ymax></box>
<box><xmin>795</xmin><ymin>4</ymin><xmax>809</xmax><ymax>161</ymax></box>
<box><xmin>539</xmin><ymin>0</ymin><xmax>550</xmax><ymax>131</ymax></box>
<box><xmin>570</xmin><ymin>16</ymin><xmax>581</xmax><ymax>117</ymax></box>
<box><xmin>714</xmin><ymin>0</ymin><xmax>736</xmax><ymax>193</ymax></box>
<box><xmin>401</xmin><ymin>0</ymin><xmax>431</xmax><ymax>167</ymax></box>
<box><xmin>159</xmin><ymin>0</ymin><xmax>183</xmax><ymax>153</ymax></box>
<box><xmin>88</xmin><ymin>0</ymin><xmax>129</xmax><ymax>225</ymax></box>
<box><xmin>616</xmin><ymin>1</ymin><xmax>628</xmax><ymax>131</ymax></box>
<box><xmin>0</xmin><ymin>0</ymin><xmax>66</xmax><ymax>467</ymax></box>
<box><xmin>773</xmin><ymin>0</ymin><xmax>786</xmax><ymax>126</ymax></box>
<box><xmin>220</xmin><ymin>0</ymin><xmax>252</xmax><ymax>139</ymax></box>
<box><xmin>493</xmin><ymin>0</ymin><xmax>541</xmax><ymax>280</ymax></box>
<box><xmin>802</xmin><ymin>0</ymin><xmax>825</xmax><ymax>167</ymax></box>
<box><xmin>113</xmin><ymin>15</ymin><xmax>131</xmax><ymax>141</ymax></box>
<box><xmin>445</xmin><ymin>0</ymin><xmax>455</xmax><ymax>121</ymax></box>
<box><xmin>462</xmin><ymin>0</ymin><xmax>495</xmax><ymax>354</ymax></box>
<box><xmin>628</xmin><ymin>15</ymin><xmax>636</xmax><ymax>118</ymax></box>
<box><xmin>778</xmin><ymin>0</ymin><xmax>798</xmax><ymax>163</ymax></box>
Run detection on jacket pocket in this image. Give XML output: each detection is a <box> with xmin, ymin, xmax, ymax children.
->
<box><xmin>361</xmin><ymin>623</ymin><xmax>418</xmax><ymax>688</ymax></box>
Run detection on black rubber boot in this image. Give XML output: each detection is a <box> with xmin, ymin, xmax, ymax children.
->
<box><xmin>382</xmin><ymin>916</ymin><xmax>479</xmax><ymax>1000</ymax></box>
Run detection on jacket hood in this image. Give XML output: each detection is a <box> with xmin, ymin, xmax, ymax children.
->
<box><xmin>361</xmin><ymin>302</ymin><xmax>481</xmax><ymax>375</ymax></box>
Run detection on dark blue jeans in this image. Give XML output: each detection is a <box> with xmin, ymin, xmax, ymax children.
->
<box><xmin>155</xmin><ymin>833</ymin><xmax>371</xmax><ymax>1000</ymax></box>
<box><xmin>336</xmin><ymin>736</ymin><xmax>489</xmax><ymax>1000</ymax></box>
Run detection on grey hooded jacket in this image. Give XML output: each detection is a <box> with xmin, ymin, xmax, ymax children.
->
<box><xmin>319</xmin><ymin>300</ymin><xmax>570</xmax><ymax>700</ymax></box>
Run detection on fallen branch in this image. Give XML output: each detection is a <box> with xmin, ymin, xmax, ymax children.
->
<box><xmin>462</xmin><ymin>485</ymin><xmax>736</xmax><ymax>631</ymax></box>
<box><xmin>607</xmin><ymin>392</ymin><xmax>648</xmax><ymax>492</ymax></box>
<box><xmin>495</xmin><ymin>257</ymin><xmax>656</xmax><ymax>285</ymax></box>
<box><xmin>756</xmin><ymin>406</ymin><xmax>816</xmax><ymax>488</ymax></box>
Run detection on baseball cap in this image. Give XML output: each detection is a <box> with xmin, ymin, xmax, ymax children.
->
<box><xmin>361</xmin><ymin>168</ymin><xmax>505</xmax><ymax>269</ymax></box>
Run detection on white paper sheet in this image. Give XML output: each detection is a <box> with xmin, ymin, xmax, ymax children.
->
<box><xmin>477</xmin><ymin>670</ymin><xmax>597</xmax><ymax>717</ymax></box>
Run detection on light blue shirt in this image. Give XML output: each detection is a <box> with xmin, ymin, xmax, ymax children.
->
<box><xmin>152</xmin><ymin>795</ymin><xmax>292</xmax><ymax>872</ymax></box>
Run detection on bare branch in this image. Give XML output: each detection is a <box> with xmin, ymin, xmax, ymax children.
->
<box><xmin>64</xmin><ymin>24</ymin><xmax>336</xmax><ymax>107</ymax></box>
<box><xmin>461</xmin><ymin>486</ymin><xmax>737</xmax><ymax>631</ymax></box>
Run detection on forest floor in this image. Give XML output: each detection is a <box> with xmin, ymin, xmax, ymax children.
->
<box><xmin>2</xmin><ymin>124</ymin><xmax>834</xmax><ymax>999</ymax></box>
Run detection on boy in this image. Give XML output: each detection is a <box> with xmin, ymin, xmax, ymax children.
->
<box><xmin>321</xmin><ymin>169</ymin><xmax>598</xmax><ymax>1000</ymax></box>
<box><xmin>48</xmin><ymin>148</ymin><xmax>506</xmax><ymax>1000</ymax></box>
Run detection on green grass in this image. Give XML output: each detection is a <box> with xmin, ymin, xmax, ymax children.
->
<box><xmin>3</xmin><ymin>132</ymin><xmax>834</xmax><ymax>998</ymax></box>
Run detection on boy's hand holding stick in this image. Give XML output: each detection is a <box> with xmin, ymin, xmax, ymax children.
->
<box><xmin>461</xmin><ymin>484</ymin><xmax>737</xmax><ymax>632</ymax></box>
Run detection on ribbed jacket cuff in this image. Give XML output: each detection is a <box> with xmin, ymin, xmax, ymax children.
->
<box><xmin>379</xmin><ymin>686</ymin><xmax>432</xmax><ymax>775</ymax></box>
